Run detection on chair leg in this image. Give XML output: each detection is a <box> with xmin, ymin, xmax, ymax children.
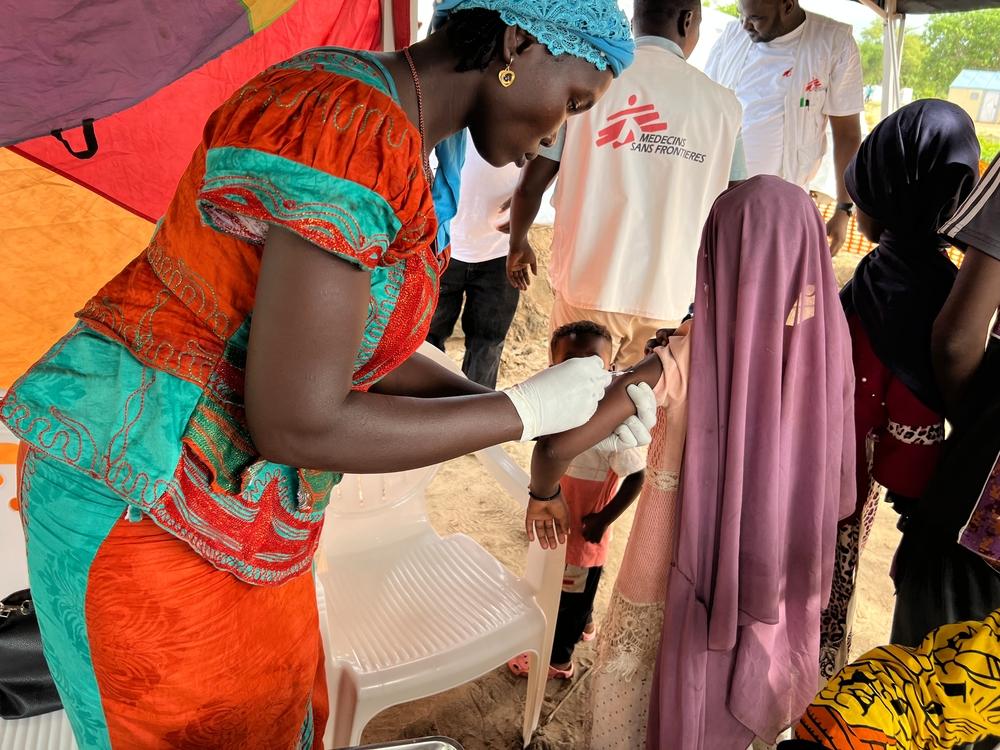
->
<box><xmin>522</xmin><ymin>650</ymin><xmax>544</xmax><ymax>748</ymax></box>
<box><xmin>348</xmin><ymin>716</ymin><xmax>368</xmax><ymax>748</ymax></box>
<box><xmin>329</xmin><ymin>670</ymin><xmax>360</xmax><ymax>749</ymax></box>
<box><xmin>522</xmin><ymin>542</ymin><xmax>565</xmax><ymax>748</ymax></box>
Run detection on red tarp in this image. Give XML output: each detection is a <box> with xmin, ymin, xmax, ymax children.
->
<box><xmin>11</xmin><ymin>0</ymin><xmax>389</xmax><ymax>221</ymax></box>
<box><xmin>0</xmin><ymin>0</ymin><xmax>413</xmax><ymax>389</ymax></box>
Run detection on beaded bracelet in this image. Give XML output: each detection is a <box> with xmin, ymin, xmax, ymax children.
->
<box><xmin>528</xmin><ymin>486</ymin><xmax>562</xmax><ymax>502</ymax></box>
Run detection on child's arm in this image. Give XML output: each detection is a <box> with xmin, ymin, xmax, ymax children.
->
<box><xmin>539</xmin><ymin>353</ymin><xmax>664</xmax><ymax>465</ymax></box>
<box><xmin>581</xmin><ymin>468</ymin><xmax>645</xmax><ymax>544</ymax></box>
<box><xmin>525</xmin><ymin>354</ymin><xmax>664</xmax><ymax>549</ymax></box>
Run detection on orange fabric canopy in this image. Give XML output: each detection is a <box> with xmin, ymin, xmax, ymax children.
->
<box><xmin>0</xmin><ymin>0</ymin><xmax>412</xmax><ymax>390</ymax></box>
<box><xmin>0</xmin><ymin>149</ymin><xmax>151</xmax><ymax>388</ymax></box>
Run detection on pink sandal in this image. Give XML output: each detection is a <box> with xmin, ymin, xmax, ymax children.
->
<box><xmin>580</xmin><ymin>627</ymin><xmax>596</xmax><ymax>643</ymax></box>
<box><xmin>506</xmin><ymin>653</ymin><xmax>575</xmax><ymax>680</ymax></box>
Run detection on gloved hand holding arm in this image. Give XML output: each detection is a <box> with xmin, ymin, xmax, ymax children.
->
<box><xmin>526</xmin><ymin>356</ymin><xmax>663</xmax><ymax>548</ymax></box>
<box><xmin>504</xmin><ymin>355</ymin><xmax>612</xmax><ymax>441</ymax></box>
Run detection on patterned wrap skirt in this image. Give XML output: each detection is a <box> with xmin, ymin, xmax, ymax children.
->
<box><xmin>18</xmin><ymin>445</ymin><xmax>328</xmax><ymax>749</ymax></box>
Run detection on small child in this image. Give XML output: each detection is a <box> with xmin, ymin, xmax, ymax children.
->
<box><xmin>508</xmin><ymin>320</ymin><xmax>646</xmax><ymax>680</ymax></box>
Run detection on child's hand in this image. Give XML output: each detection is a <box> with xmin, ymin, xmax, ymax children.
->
<box><xmin>525</xmin><ymin>496</ymin><xmax>570</xmax><ymax>549</ymax></box>
<box><xmin>644</xmin><ymin>327</ymin><xmax>676</xmax><ymax>355</ymax></box>
<box><xmin>581</xmin><ymin>513</ymin><xmax>609</xmax><ymax>544</ymax></box>
<box><xmin>644</xmin><ymin>319</ymin><xmax>692</xmax><ymax>355</ymax></box>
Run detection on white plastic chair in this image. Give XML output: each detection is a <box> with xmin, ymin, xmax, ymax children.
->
<box><xmin>0</xmin><ymin>399</ymin><xmax>79</xmax><ymax>749</ymax></box>
<box><xmin>0</xmin><ymin>713</ymin><xmax>77</xmax><ymax>750</ymax></box>
<box><xmin>317</xmin><ymin>343</ymin><xmax>566</xmax><ymax>750</ymax></box>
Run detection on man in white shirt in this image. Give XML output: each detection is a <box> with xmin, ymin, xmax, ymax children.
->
<box><xmin>427</xmin><ymin>140</ymin><xmax>521</xmax><ymax>388</ymax></box>
<box><xmin>507</xmin><ymin>0</ymin><xmax>745</xmax><ymax>368</ymax></box>
<box><xmin>705</xmin><ymin>0</ymin><xmax>864</xmax><ymax>253</ymax></box>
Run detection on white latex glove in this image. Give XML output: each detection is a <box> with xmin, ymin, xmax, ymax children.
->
<box><xmin>593</xmin><ymin>382</ymin><xmax>658</xmax><ymax>453</ymax></box>
<box><xmin>504</xmin><ymin>356</ymin><xmax>612</xmax><ymax>441</ymax></box>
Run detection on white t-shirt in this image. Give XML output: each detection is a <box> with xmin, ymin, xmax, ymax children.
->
<box><xmin>540</xmin><ymin>38</ymin><xmax>743</xmax><ymax>321</ymax></box>
<box><xmin>736</xmin><ymin>22</ymin><xmax>804</xmax><ymax>178</ymax></box>
<box><xmin>706</xmin><ymin>12</ymin><xmax>863</xmax><ymax>188</ymax></box>
<box><xmin>449</xmin><ymin>140</ymin><xmax>521</xmax><ymax>264</ymax></box>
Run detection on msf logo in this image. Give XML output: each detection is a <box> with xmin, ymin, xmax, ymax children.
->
<box><xmin>596</xmin><ymin>95</ymin><xmax>668</xmax><ymax>149</ymax></box>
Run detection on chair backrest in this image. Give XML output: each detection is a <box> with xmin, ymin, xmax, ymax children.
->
<box><xmin>321</xmin><ymin>343</ymin><xmax>458</xmax><ymax>557</ymax></box>
<box><xmin>321</xmin><ymin>342</ymin><xmax>528</xmax><ymax>559</ymax></box>
<box><xmin>411</xmin><ymin>344</ymin><xmax>531</xmax><ymax>510</ymax></box>
<box><xmin>323</xmin><ymin>465</ymin><xmax>439</xmax><ymax>557</ymax></box>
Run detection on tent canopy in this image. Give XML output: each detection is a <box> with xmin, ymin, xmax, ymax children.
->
<box><xmin>0</xmin><ymin>0</ymin><xmax>412</xmax><ymax>388</ymax></box>
<box><xmin>852</xmin><ymin>0</ymin><xmax>1000</xmax><ymax>12</ymax></box>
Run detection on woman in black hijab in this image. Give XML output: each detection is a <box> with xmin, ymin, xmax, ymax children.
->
<box><xmin>819</xmin><ymin>99</ymin><xmax>981</xmax><ymax>680</ymax></box>
<box><xmin>893</xmin><ymin>149</ymin><xmax>1000</xmax><ymax>750</ymax></box>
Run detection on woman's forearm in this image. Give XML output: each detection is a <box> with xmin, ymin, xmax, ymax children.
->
<box><xmin>932</xmin><ymin>323</ymin><xmax>985</xmax><ymax>413</ymax></box>
<box><xmin>370</xmin><ymin>351</ymin><xmax>494</xmax><ymax>398</ymax></box>
<box><xmin>248</xmin><ymin>227</ymin><xmax>520</xmax><ymax>473</ymax></box>
<box><xmin>254</xmin><ymin>390</ymin><xmax>523</xmax><ymax>473</ymax></box>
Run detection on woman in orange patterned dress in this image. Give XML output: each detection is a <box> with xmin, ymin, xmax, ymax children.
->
<box><xmin>0</xmin><ymin>3</ymin><xmax>643</xmax><ymax>746</ymax></box>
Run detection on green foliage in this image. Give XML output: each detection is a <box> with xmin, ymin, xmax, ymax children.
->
<box><xmin>858</xmin><ymin>10</ymin><xmax>1000</xmax><ymax>100</ymax></box>
<box><xmin>920</xmin><ymin>10</ymin><xmax>1000</xmax><ymax>98</ymax></box>
<box><xmin>857</xmin><ymin>21</ymin><xmax>930</xmax><ymax>96</ymax></box>
<box><xmin>981</xmin><ymin>134</ymin><xmax>1000</xmax><ymax>164</ymax></box>
<box><xmin>716</xmin><ymin>2</ymin><xmax>739</xmax><ymax>17</ymax></box>
<box><xmin>858</xmin><ymin>21</ymin><xmax>883</xmax><ymax>86</ymax></box>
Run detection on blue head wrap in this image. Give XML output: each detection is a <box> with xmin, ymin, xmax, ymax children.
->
<box><xmin>428</xmin><ymin>0</ymin><xmax>634</xmax><ymax>251</ymax></box>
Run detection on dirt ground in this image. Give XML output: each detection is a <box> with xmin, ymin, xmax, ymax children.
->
<box><xmin>360</xmin><ymin>228</ymin><xmax>900</xmax><ymax>750</ymax></box>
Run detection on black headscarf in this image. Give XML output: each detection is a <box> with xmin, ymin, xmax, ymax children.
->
<box><xmin>841</xmin><ymin>99</ymin><xmax>981</xmax><ymax>411</ymax></box>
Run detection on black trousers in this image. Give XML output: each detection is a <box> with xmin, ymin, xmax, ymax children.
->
<box><xmin>551</xmin><ymin>566</ymin><xmax>603</xmax><ymax>665</ymax></box>
<box><xmin>426</xmin><ymin>256</ymin><xmax>519</xmax><ymax>389</ymax></box>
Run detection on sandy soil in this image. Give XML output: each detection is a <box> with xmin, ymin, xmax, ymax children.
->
<box><xmin>359</xmin><ymin>228</ymin><xmax>901</xmax><ymax>750</ymax></box>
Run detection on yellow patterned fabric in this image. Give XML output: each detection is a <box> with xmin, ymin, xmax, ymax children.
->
<box><xmin>794</xmin><ymin>609</ymin><xmax>1000</xmax><ymax>748</ymax></box>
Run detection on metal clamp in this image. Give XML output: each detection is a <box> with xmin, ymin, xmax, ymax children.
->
<box><xmin>0</xmin><ymin>599</ymin><xmax>33</xmax><ymax>618</ymax></box>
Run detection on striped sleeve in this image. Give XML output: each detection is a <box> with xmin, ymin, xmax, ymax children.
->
<box><xmin>940</xmin><ymin>155</ymin><xmax>1000</xmax><ymax>260</ymax></box>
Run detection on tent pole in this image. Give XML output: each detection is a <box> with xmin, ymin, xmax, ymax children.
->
<box><xmin>894</xmin><ymin>13</ymin><xmax>907</xmax><ymax>108</ymax></box>
<box><xmin>857</xmin><ymin>0</ymin><xmax>887</xmax><ymax>19</ymax></box>
<box><xmin>881</xmin><ymin>0</ymin><xmax>903</xmax><ymax>118</ymax></box>
<box><xmin>881</xmin><ymin>9</ymin><xmax>893</xmax><ymax>118</ymax></box>
<box><xmin>382</xmin><ymin>0</ymin><xmax>396</xmax><ymax>51</ymax></box>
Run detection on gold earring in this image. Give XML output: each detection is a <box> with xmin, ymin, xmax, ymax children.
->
<box><xmin>498</xmin><ymin>64</ymin><xmax>516</xmax><ymax>88</ymax></box>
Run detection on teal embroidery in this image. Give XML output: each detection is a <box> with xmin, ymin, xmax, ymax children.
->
<box><xmin>271</xmin><ymin>48</ymin><xmax>394</xmax><ymax>98</ymax></box>
<box><xmin>0</xmin><ymin>324</ymin><xmax>201</xmax><ymax>510</ymax></box>
<box><xmin>199</xmin><ymin>146</ymin><xmax>403</xmax><ymax>269</ymax></box>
